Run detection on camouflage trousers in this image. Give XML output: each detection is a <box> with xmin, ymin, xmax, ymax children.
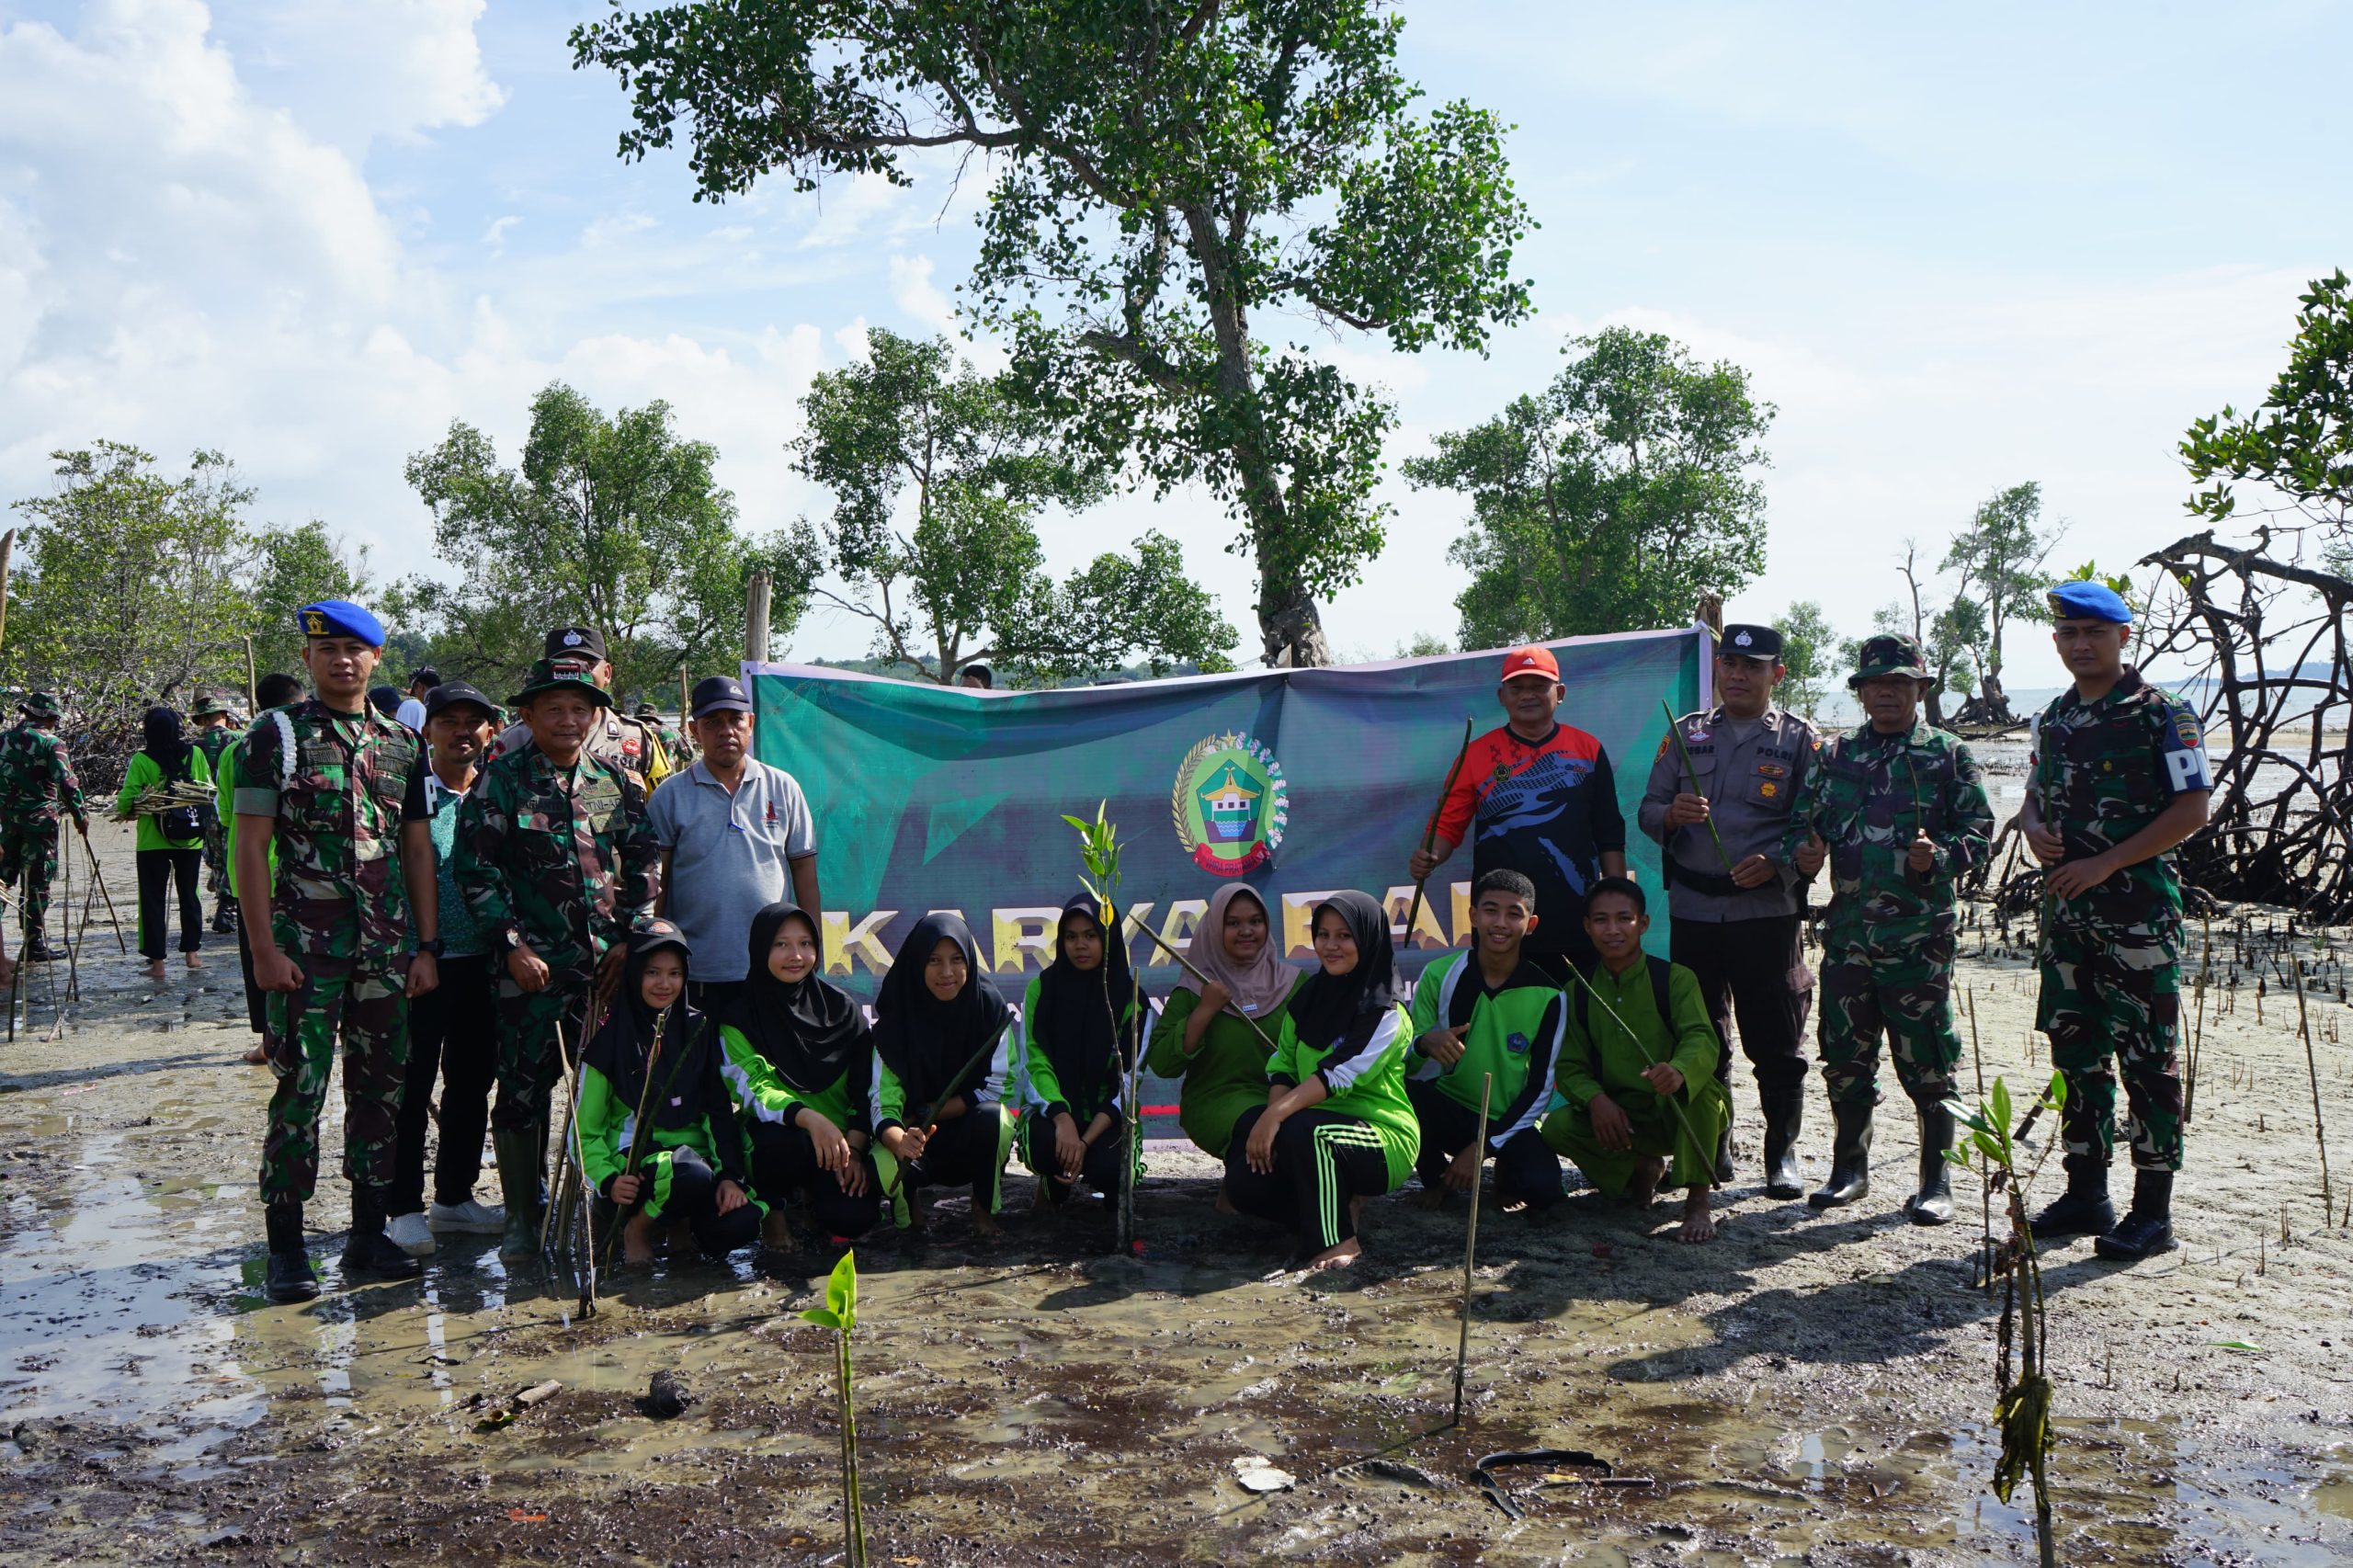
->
<box><xmin>259</xmin><ymin>948</ymin><xmax>411</xmax><ymax>1204</ymax></box>
<box><xmin>491</xmin><ymin>961</ymin><xmax>597</xmax><ymax>1135</ymax></box>
<box><xmin>0</xmin><ymin>821</ymin><xmax>61</xmax><ymax>939</ymax></box>
<box><xmin>2037</xmin><ymin>913</ymin><xmax>2183</xmax><ymax>1172</ymax></box>
<box><xmin>1817</xmin><ymin>922</ymin><xmax>1962</xmax><ymax>1110</ymax></box>
<box><xmin>200</xmin><ymin>812</ymin><xmax>227</xmax><ymax>901</ymax></box>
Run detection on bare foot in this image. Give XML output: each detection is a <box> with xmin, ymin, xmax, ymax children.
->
<box><xmin>1214</xmin><ymin>1185</ymin><xmax>1238</xmax><ymax>1216</ymax></box>
<box><xmin>621</xmin><ymin>1212</ymin><xmax>656</xmax><ymax>1265</ymax></box>
<box><xmin>1627</xmin><ymin>1154</ymin><xmax>1666</xmax><ymax>1210</ymax></box>
<box><xmin>1412</xmin><ymin>1187</ymin><xmax>1450</xmax><ymax>1211</ymax></box>
<box><xmin>1306</xmin><ymin>1237</ymin><xmax>1362</xmax><ymax>1271</ymax></box>
<box><xmin>760</xmin><ymin>1208</ymin><xmax>793</xmax><ymax>1250</ymax></box>
<box><xmin>1677</xmin><ymin>1186</ymin><xmax>1717</xmax><ymax>1244</ymax></box>
<box><xmin>969</xmin><ymin>1208</ymin><xmax>1002</xmax><ymax>1241</ymax></box>
<box><xmin>185</xmin><ymin>952</ymin><xmax>202</xmax><ymax>969</ymax></box>
<box><xmin>241</xmin><ymin>1042</ymin><xmax>269</xmax><ymax>1066</ymax></box>
<box><xmin>143</xmin><ymin>960</ymin><xmax>166</xmax><ymax>982</ymax></box>
<box><xmin>1349</xmin><ymin>1195</ymin><xmax>1367</xmax><ymax>1234</ymax></box>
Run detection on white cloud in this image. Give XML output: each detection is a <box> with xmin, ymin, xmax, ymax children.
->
<box><xmin>240</xmin><ymin>0</ymin><xmax>505</xmax><ymax>153</ymax></box>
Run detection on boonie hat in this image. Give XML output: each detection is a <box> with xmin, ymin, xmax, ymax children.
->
<box><xmin>2046</xmin><ymin>581</ymin><xmax>2132</xmax><ymax>624</ymax></box>
<box><xmin>17</xmin><ymin>691</ymin><xmax>61</xmax><ymax>720</ymax></box>
<box><xmin>1847</xmin><ymin>632</ymin><xmax>1932</xmax><ymax>689</ymax></box>
<box><xmin>689</xmin><ymin>676</ymin><xmax>754</xmax><ymax>718</ymax></box>
<box><xmin>299</xmin><ymin>599</ymin><xmax>385</xmax><ymax>645</ymax></box>
<box><xmin>423</xmin><ymin>680</ymin><xmax>496</xmax><ymax>722</ymax></box>
<box><xmin>1719</xmin><ymin>623</ymin><xmax>1784</xmax><ymax>660</ymax></box>
<box><xmin>191</xmin><ymin>694</ymin><xmax>233</xmax><ymax>718</ymax></box>
<box><xmin>509</xmin><ymin>658</ymin><xmax>612</xmax><ymax>709</ymax></box>
<box><xmin>1498</xmin><ymin>644</ymin><xmax>1561</xmax><ymax>684</ymax></box>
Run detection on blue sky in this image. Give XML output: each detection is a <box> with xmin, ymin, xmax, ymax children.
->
<box><xmin>4</xmin><ymin>0</ymin><xmax>2348</xmax><ymax>688</ymax></box>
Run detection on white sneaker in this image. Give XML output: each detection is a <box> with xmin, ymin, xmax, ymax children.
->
<box><xmin>428</xmin><ymin>1198</ymin><xmax>506</xmax><ymax>1234</ymax></box>
<box><xmin>385</xmin><ymin>1210</ymin><xmax>436</xmax><ymax>1256</ymax></box>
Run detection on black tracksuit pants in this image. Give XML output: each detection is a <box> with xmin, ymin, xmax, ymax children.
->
<box><xmin>1405</xmin><ymin>1078</ymin><xmax>1565</xmax><ymax>1210</ymax></box>
<box><xmin>1223</xmin><ymin>1105</ymin><xmax>1395</xmax><ymax>1259</ymax></box>
<box><xmin>1021</xmin><ymin>1111</ymin><xmax>1131</xmax><ymax>1205</ymax></box>
<box><xmin>135</xmin><ymin>846</ymin><xmax>202</xmax><ymax>960</ymax></box>
<box><xmin>654</xmin><ymin>1145</ymin><xmax>762</xmax><ymax>1258</ymax></box>
<box><xmin>1669</xmin><ymin>914</ymin><xmax>1813</xmax><ymax>1098</ymax></box>
<box><xmin>390</xmin><ymin>954</ymin><xmax>497</xmax><ymax>1216</ymax></box>
<box><xmin>747</xmin><ymin>1119</ymin><xmax>882</xmax><ymax>1238</ymax></box>
<box><xmin>887</xmin><ymin>1106</ymin><xmax>1007</xmax><ymax>1215</ymax></box>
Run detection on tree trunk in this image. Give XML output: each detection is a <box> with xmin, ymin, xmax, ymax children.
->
<box><xmin>1257</xmin><ymin>574</ymin><xmax>1332</xmax><ymax>668</ymax></box>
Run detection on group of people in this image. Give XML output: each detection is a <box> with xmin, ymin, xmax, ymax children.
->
<box><xmin>1</xmin><ymin>577</ymin><xmax>2210</xmax><ymax>1300</ymax></box>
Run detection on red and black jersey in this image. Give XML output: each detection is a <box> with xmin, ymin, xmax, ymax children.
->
<box><xmin>1432</xmin><ymin>722</ymin><xmax>1625</xmax><ymax>962</ymax></box>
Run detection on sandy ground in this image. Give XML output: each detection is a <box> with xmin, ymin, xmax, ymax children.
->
<box><xmin>3</xmin><ymin>822</ymin><xmax>2351</xmax><ymax>1566</ymax></box>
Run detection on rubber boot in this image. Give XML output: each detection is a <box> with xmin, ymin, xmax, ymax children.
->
<box><xmin>1904</xmin><ymin>1102</ymin><xmax>1956</xmax><ymax>1225</ymax></box>
<box><xmin>1711</xmin><ymin>1082</ymin><xmax>1737</xmax><ymax>1185</ymax></box>
<box><xmin>1808</xmin><ymin>1098</ymin><xmax>1873</xmax><ymax>1209</ymax></box>
<box><xmin>2094</xmin><ymin>1170</ymin><xmax>2177</xmax><ymax>1261</ymax></box>
<box><xmin>264</xmin><ymin>1201</ymin><xmax>320</xmax><ymax>1303</ymax></box>
<box><xmin>340</xmin><ymin>1187</ymin><xmax>424</xmax><ymax>1280</ymax></box>
<box><xmin>1760</xmin><ymin>1085</ymin><xmax>1805</xmax><ymax>1200</ymax></box>
<box><xmin>2029</xmin><ymin>1156</ymin><xmax>2115</xmax><ymax>1240</ymax></box>
<box><xmin>24</xmin><ymin>936</ymin><xmax>63</xmax><ymax>962</ymax></box>
<box><xmin>494</xmin><ymin>1126</ymin><xmax>545</xmax><ymax>1260</ymax></box>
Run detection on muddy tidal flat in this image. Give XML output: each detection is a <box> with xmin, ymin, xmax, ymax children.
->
<box><xmin>4</xmin><ymin>829</ymin><xmax>2350</xmax><ymax>1565</ymax></box>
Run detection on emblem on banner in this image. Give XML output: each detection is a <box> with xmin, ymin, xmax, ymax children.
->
<box><xmin>1173</xmin><ymin>732</ymin><xmax>1287</xmax><ymax>877</ymax></box>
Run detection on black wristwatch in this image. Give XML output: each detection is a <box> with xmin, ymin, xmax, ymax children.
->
<box><xmin>417</xmin><ymin>937</ymin><xmax>445</xmax><ymax>959</ymax></box>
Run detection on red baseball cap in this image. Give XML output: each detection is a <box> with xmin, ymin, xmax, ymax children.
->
<box><xmin>1498</xmin><ymin>644</ymin><xmax>1560</xmax><ymax>684</ymax></box>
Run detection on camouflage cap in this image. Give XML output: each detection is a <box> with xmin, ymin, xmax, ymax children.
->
<box><xmin>191</xmin><ymin>693</ymin><xmax>233</xmax><ymax>718</ymax></box>
<box><xmin>1847</xmin><ymin>631</ymin><xmax>1931</xmax><ymax>689</ymax></box>
<box><xmin>17</xmin><ymin>691</ymin><xmax>61</xmax><ymax>720</ymax></box>
<box><xmin>508</xmin><ymin>658</ymin><xmax>612</xmax><ymax>709</ymax></box>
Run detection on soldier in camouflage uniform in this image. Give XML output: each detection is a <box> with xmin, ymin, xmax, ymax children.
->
<box><xmin>0</xmin><ymin>692</ymin><xmax>89</xmax><ymax>962</ymax></box>
<box><xmin>191</xmin><ymin>694</ymin><xmax>240</xmax><ymax>933</ymax></box>
<box><xmin>2021</xmin><ymin>581</ymin><xmax>2211</xmax><ymax>1262</ymax></box>
<box><xmin>455</xmin><ymin>657</ymin><xmax>658</xmax><ymax>1258</ymax></box>
<box><xmin>494</xmin><ymin>626</ymin><xmax>672</xmax><ymax>791</ymax></box>
<box><xmin>236</xmin><ymin>601</ymin><xmax>441</xmax><ymax>1303</ymax></box>
<box><xmin>1786</xmin><ymin>632</ymin><xmax>1993</xmax><ymax>1224</ymax></box>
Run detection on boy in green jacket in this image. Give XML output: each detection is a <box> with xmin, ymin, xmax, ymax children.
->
<box><xmin>1541</xmin><ymin>878</ymin><xmax>1728</xmax><ymax>1243</ymax></box>
<box><xmin>1406</xmin><ymin>869</ymin><xmax>1567</xmax><ymax>1215</ymax></box>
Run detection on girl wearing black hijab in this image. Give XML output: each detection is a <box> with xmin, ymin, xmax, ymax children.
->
<box><xmin>115</xmin><ymin>704</ymin><xmax>210</xmax><ymax>979</ymax></box>
<box><xmin>1223</xmin><ymin>890</ymin><xmax>1421</xmax><ymax>1270</ymax></box>
<box><xmin>1017</xmin><ymin>893</ymin><xmax>1145</xmax><ymax>1210</ymax></box>
<box><xmin>577</xmin><ymin>918</ymin><xmax>761</xmax><ymax>1265</ymax></box>
<box><xmin>871</xmin><ymin>913</ymin><xmax>1018</xmax><ymax>1237</ymax></box>
<box><xmin>718</xmin><ymin>903</ymin><xmax>881</xmax><ymax>1243</ymax></box>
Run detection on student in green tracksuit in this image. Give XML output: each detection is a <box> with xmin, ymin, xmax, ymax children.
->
<box><xmin>718</xmin><ymin>902</ymin><xmax>880</xmax><ymax>1244</ymax></box>
<box><xmin>871</xmin><ymin>913</ymin><xmax>1018</xmax><ymax>1238</ymax></box>
<box><xmin>1541</xmin><ymin>878</ymin><xmax>1728</xmax><ymax>1244</ymax></box>
<box><xmin>118</xmin><ymin>706</ymin><xmax>212</xmax><ymax>979</ymax></box>
<box><xmin>1017</xmin><ymin>893</ymin><xmax>1145</xmax><ymax>1210</ymax></box>
<box><xmin>1225</xmin><ymin>890</ymin><xmax>1419</xmax><ymax>1270</ymax></box>
<box><xmin>578</xmin><ymin>919</ymin><xmax>761</xmax><ymax>1265</ymax></box>
<box><xmin>1406</xmin><ymin>869</ymin><xmax>1567</xmax><ymax>1215</ymax></box>
<box><xmin>1144</xmin><ymin>883</ymin><xmax>1306</xmax><ymax>1166</ymax></box>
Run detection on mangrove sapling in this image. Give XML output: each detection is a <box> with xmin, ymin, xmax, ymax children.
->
<box><xmin>1451</xmin><ymin>1073</ymin><xmax>1493</xmax><ymax>1427</ymax></box>
<box><xmin>2292</xmin><ymin>957</ymin><xmax>2333</xmax><ymax>1225</ymax></box>
<box><xmin>1946</xmin><ymin>1074</ymin><xmax>2067</xmax><ymax>1568</ymax></box>
<box><xmin>801</xmin><ymin>1251</ymin><xmax>867</xmax><ymax>1568</ymax></box>
<box><xmin>1063</xmin><ymin>801</ymin><xmax>1145</xmax><ymax>1253</ymax></box>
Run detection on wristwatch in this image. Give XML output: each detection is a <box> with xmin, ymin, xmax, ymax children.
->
<box><xmin>417</xmin><ymin>937</ymin><xmax>445</xmax><ymax>959</ymax></box>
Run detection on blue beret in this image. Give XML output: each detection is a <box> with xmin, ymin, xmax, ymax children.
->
<box><xmin>298</xmin><ymin>599</ymin><xmax>386</xmax><ymax>644</ymax></box>
<box><xmin>2045</xmin><ymin>581</ymin><xmax>2131</xmax><ymax>624</ymax></box>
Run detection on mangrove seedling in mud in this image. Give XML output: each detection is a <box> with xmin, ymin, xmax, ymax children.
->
<box><xmin>1945</xmin><ymin>1074</ymin><xmax>2067</xmax><ymax>1568</ymax></box>
<box><xmin>801</xmin><ymin>1251</ymin><xmax>867</xmax><ymax>1568</ymax></box>
<box><xmin>1063</xmin><ymin>801</ymin><xmax>1146</xmax><ymax>1253</ymax></box>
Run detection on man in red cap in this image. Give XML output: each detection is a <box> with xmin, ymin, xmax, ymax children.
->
<box><xmin>1409</xmin><ymin>645</ymin><xmax>1627</xmax><ymax>982</ymax></box>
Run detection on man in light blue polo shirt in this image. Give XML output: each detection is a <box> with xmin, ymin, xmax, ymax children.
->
<box><xmin>649</xmin><ymin>675</ymin><xmax>820</xmax><ymax>1017</ymax></box>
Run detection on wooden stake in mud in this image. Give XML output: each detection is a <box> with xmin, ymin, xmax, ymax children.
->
<box><xmin>80</xmin><ymin>838</ymin><xmax>127</xmax><ymax>955</ymax></box>
<box><xmin>1968</xmin><ymin>988</ymin><xmax>1992</xmax><ymax>1292</ymax></box>
<box><xmin>2293</xmin><ymin>958</ymin><xmax>2332</xmax><ymax>1222</ymax></box>
<box><xmin>1404</xmin><ymin>718</ymin><xmax>1475</xmax><ymax>949</ymax></box>
<box><xmin>1451</xmin><ymin>1072</ymin><xmax>1493</xmax><ymax>1427</ymax></box>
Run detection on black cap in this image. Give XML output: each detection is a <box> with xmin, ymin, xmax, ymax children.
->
<box><xmin>1718</xmin><ymin>624</ymin><xmax>1784</xmax><ymax>660</ymax></box>
<box><xmin>423</xmin><ymin>680</ymin><xmax>496</xmax><ymax>722</ymax></box>
<box><xmin>689</xmin><ymin>675</ymin><xmax>753</xmax><ymax>718</ymax></box>
<box><xmin>367</xmin><ymin>686</ymin><xmax>403</xmax><ymax>718</ymax></box>
<box><xmin>960</xmin><ymin>662</ymin><xmax>994</xmax><ymax>687</ymax></box>
<box><xmin>543</xmin><ymin>625</ymin><xmax>608</xmax><ymax>661</ymax></box>
<box><xmin>408</xmin><ymin>665</ymin><xmax>441</xmax><ymax>687</ymax></box>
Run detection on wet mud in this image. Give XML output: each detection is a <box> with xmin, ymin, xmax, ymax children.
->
<box><xmin>4</xmin><ymin>832</ymin><xmax>2351</xmax><ymax>1564</ymax></box>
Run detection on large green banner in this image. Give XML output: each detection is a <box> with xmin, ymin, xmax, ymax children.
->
<box><xmin>745</xmin><ymin>626</ymin><xmax>1706</xmax><ymax>1002</ymax></box>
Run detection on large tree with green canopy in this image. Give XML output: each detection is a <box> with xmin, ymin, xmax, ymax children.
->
<box><xmin>569</xmin><ymin>0</ymin><xmax>1534</xmax><ymax>667</ymax></box>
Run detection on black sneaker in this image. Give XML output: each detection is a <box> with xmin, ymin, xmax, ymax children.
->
<box><xmin>2093</xmin><ymin>1212</ymin><xmax>2177</xmax><ymax>1261</ymax></box>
